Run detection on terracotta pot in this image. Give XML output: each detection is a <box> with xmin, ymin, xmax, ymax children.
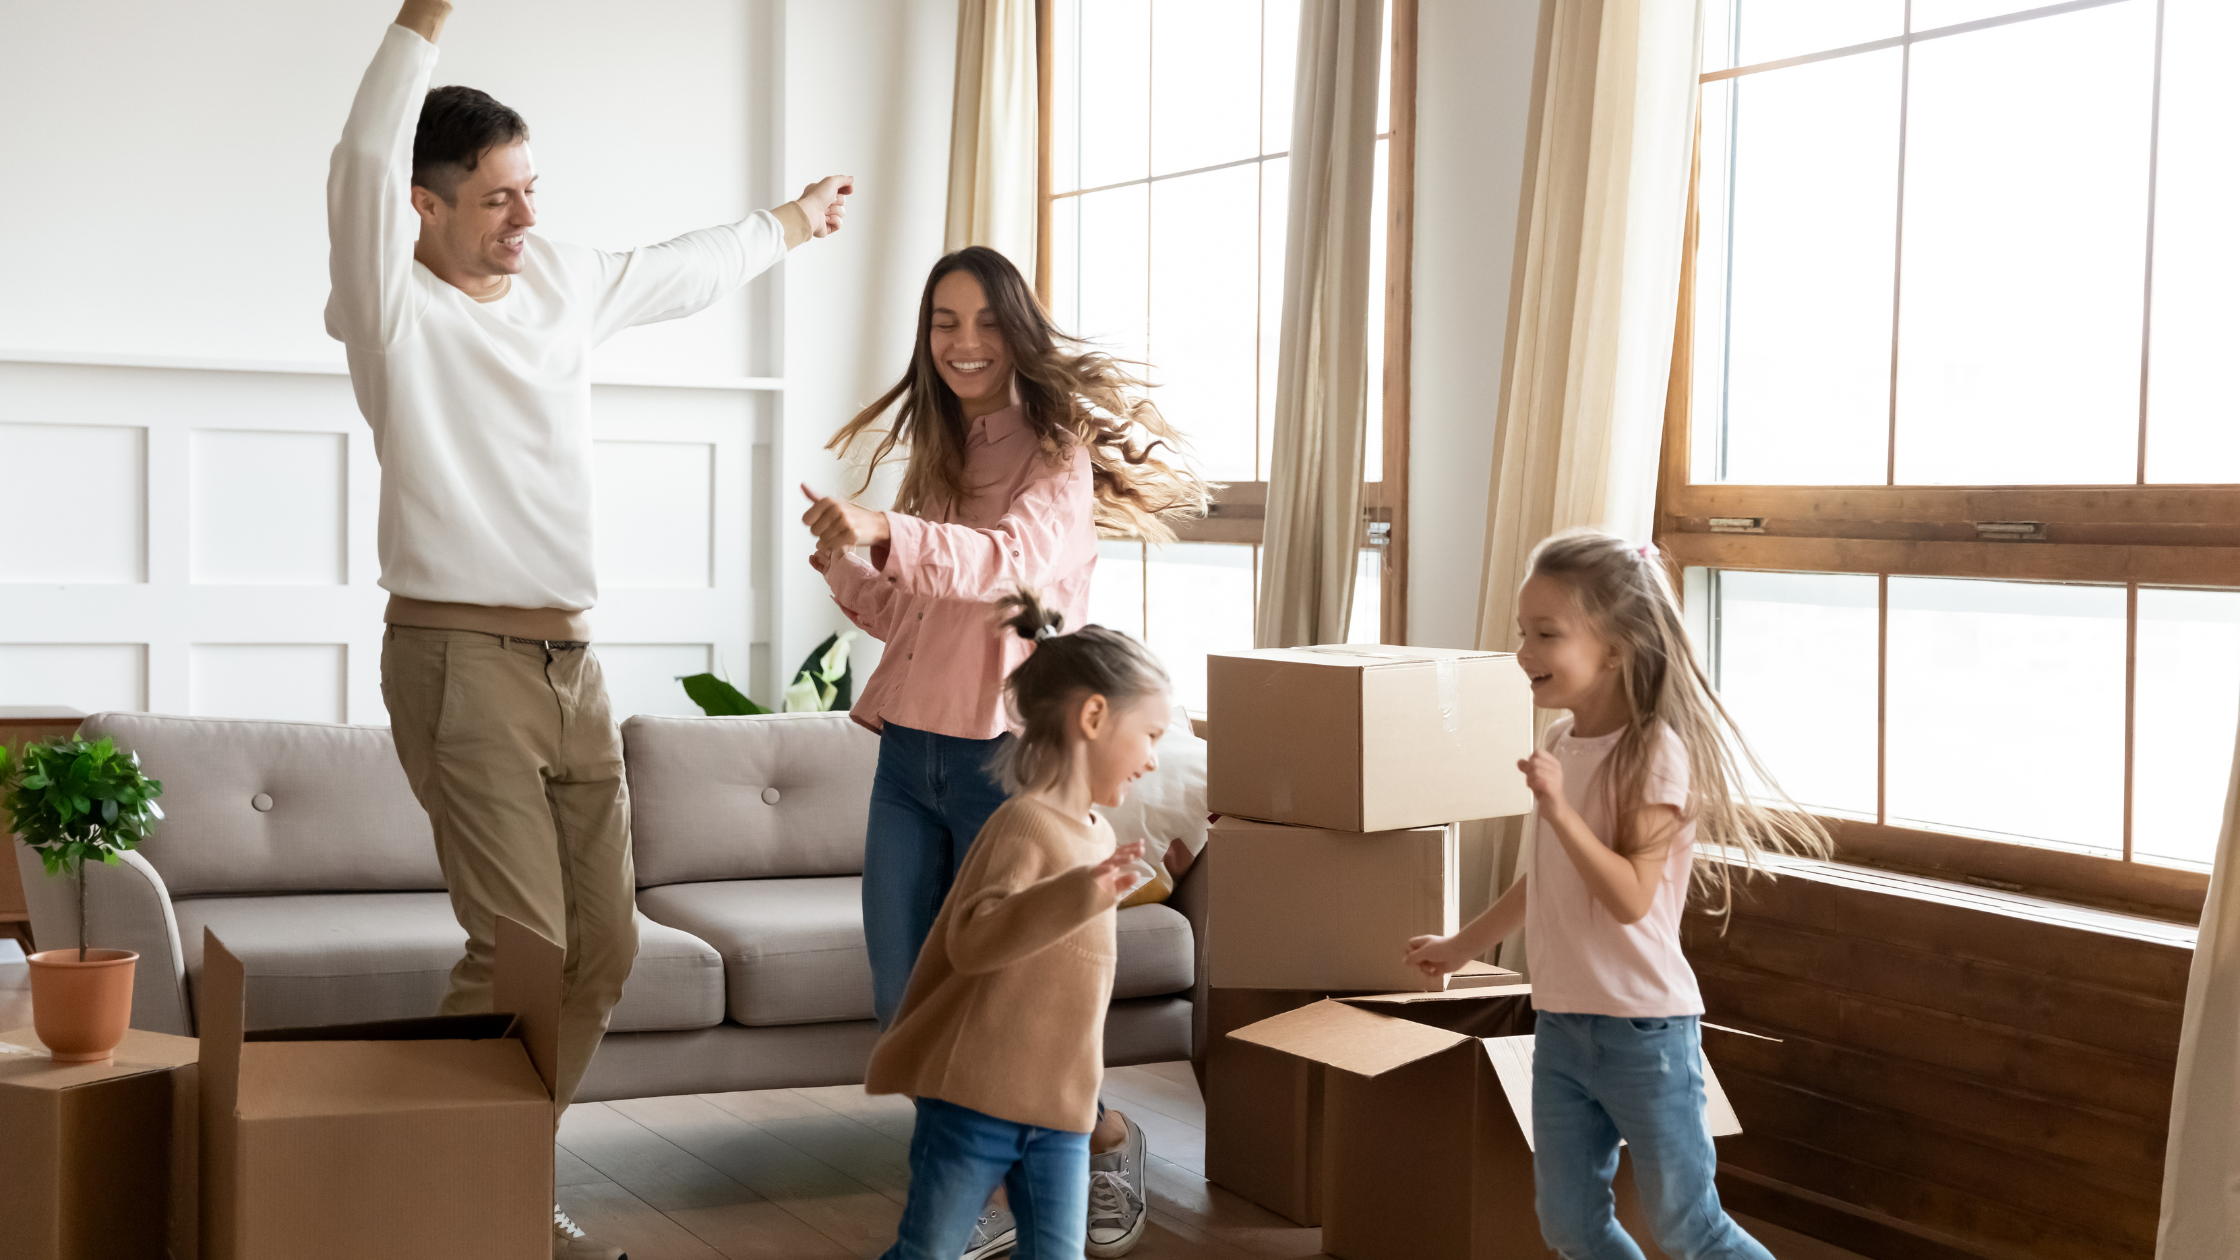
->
<box><xmin>26</xmin><ymin>948</ymin><xmax>139</xmax><ymax>1063</ymax></box>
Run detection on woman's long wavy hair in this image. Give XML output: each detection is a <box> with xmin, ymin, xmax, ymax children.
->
<box><xmin>1528</xmin><ymin>528</ymin><xmax>1833</xmax><ymax>919</ymax></box>
<box><xmin>825</xmin><ymin>247</ymin><xmax>1208</xmax><ymax>542</ymax></box>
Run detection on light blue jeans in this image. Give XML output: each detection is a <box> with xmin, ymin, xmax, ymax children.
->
<box><xmin>1533</xmin><ymin>1012</ymin><xmax>1773</xmax><ymax>1260</ymax></box>
<box><xmin>863</xmin><ymin>724</ymin><xmax>1012</xmax><ymax>1027</ymax></box>
<box><xmin>881</xmin><ymin>1097</ymin><xmax>1090</xmax><ymax>1260</ymax></box>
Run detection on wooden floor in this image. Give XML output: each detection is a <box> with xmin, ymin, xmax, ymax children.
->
<box><xmin>0</xmin><ymin>951</ymin><xmax>1861</xmax><ymax>1259</ymax></box>
<box><xmin>553</xmin><ymin>1062</ymin><xmax>1866</xmax><ymax>1260</ymax></box>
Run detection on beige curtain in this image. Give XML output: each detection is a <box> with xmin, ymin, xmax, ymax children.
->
<box><xmin>1474</xmin><ymin>0</ymin><xmax>1703</xmax><ymax>970</ymax></box>
<box><xmin>2157</xmin><ymin>708</ymin><xmax>2240</xmax><ymax>1254</ymax></box>
<box><xmin>945</xmin><ymin>0</ymin><xmax>1038</xmax><ymax>273</ymax></box>
<box><xmin>1255</xmin><ymin>0</ymin><xmax>1385</xmax><ymax>649</ymax></box>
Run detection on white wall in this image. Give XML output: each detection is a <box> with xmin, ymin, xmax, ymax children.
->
<box><xmin>0</xmin><ymin>0</ymin><xmax>789</xmax><ymax>722</ymax></box>
<box><xmin>1407</xmin><ymin>0</ymin><xmax>1541</xmax><ymax>650</ymax></box>
<box><xmin>777</xmin><ymin>0</ymin><xmax>957</xmax><ymax>689</ymax></box>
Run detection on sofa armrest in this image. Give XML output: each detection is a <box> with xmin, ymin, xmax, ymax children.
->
<box><xmin>1170</xmin><ymin>844</ymin><xmax>1210</xmax><ymax>1090</ymax></box>
<box><xmin>14</xmin><ymin>844</ymin><xmax>193</xmax><ymax>1036</ymax></box>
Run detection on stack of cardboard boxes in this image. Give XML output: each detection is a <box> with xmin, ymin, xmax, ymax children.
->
<box><xmin>1199</xmin><ymin>645</ymin><xmax>1741</xmax><ymax>1260</ymax></box>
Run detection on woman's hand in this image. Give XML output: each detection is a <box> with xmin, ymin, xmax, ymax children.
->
<box><xmin>1402</xmin><ymin>933</ymin><xmax>1478</xmax><ymax>980</ymax></box>
<box><xmin>801</xmin><ymin>484</ymin><xmax>891</xmax><ymax>555</ymax></box>
<box><xmin>1518</xmin><ymin>750</ymin><xmax>1567</xmax><ymax>812</ymax></box>
<box><xmin>1091</xmin><ymin>840</ymin><xmax>1151</xmax><ymax>902</ymax></box>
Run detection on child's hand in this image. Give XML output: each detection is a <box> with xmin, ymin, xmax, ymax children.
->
<box><xmin>1403</xmin><ymin>933</ymin><xmax>1477</xmax><ymax>980</ymax></box>
<box><xmin>1091</xmin><ymin>841</ymin><xmax>1151</xmax><ymax>902</ymax></box>
<box><xmin>1517</xmin><ymin>750</ymin><xmax>1565</xmax><ymax>808</ymax></box>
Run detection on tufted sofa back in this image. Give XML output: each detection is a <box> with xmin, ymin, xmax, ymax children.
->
<box><xmin>77</xmin><ymin>713</ymin><xmax>444</xmax><ymax>898</ymax></box>
<box><xmin>623</xmin><ymin>712</ymin><xmax>880</xmax><ymax>887</ymax></box>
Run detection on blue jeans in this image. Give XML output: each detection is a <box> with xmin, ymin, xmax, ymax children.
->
<box><xmin>864</xmin><ymin>724</ymin><xmax>1012</xmax><ymax>1027</ymax></box>
<box><xmin>1533</xmin><ymin>1012</ymin><xmax>1772</xmax><ymax>1260</ymax></box>
<box><xmin>881</xmin><ymin>1097</ymin><xmax>1090</xmax><ymax>1260</ymax></box>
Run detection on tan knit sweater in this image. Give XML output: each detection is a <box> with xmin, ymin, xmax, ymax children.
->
<box><xmin>863</xmin><ymin>796</ymin><xmax>1119</xmax><ymax>1133</ymax></box>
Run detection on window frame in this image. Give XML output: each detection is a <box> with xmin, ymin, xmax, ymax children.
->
<box><xmin>1032</xmin><ymin>0</ymin><xmax>1418</xmax><ymax>645</ymax></box>
<box><xmin>1657</xmin><ymin>0</ymin><xmax>2212</xmax><ymax>921</ymax></box>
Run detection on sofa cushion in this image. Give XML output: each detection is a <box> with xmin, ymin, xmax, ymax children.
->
<box><xmin>82</xmin><ymin>713</ymin><xmax>441</xmax><ymax>897</ymax></box>
<box><xmin>623</xmin><ymin>712</ymin><xmax>880</xmax><ymax>886</ymax></box>
<box><xmin>1113</xmin><ymin>903</ymin><xmax>1195</xmax><ymax>1000</ymax></box>
<box><xmin>637</xmin><ymin>878</ymin><xmax>1197</xmax><ymax>1029</ymax></box>
<box><xmin>639</xmin><ymin>877</ymin><xmax>873</xmax><ymax>1026</ymax></box>
<box><xmin>173</xmin><ymin>892</ymin><xmax>724</xmax><ymax>1034</ymax></box>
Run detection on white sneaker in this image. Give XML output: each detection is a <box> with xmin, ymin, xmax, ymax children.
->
<box><xmin>962</xmin><ymin>1201</ymin><xmax>1016</xmax><ymax>1259</ymax></box>
<box><xmin>1085</xmin><ymin>1113</ymin><xmax>1148</xmax><ymax>1257</ymax></box>
<box><xmin>553</xmin><ymin>1205</ymin><xmax>627</xmax><ymax>1259</ymax></box>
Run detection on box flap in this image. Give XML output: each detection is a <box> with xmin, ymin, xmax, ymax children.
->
<box><xmin>1227</xmin><ymin>998</ymin><xmax>1473</xmax><ymax>1077</ymax></box>
<box><xmin>237</xmin><ymin>1039</ymin><xmax>551</xmax><ymax>1119</ymax></box>
<box><xmin>200</xmin><ymin>928</ymin><xmax>245</xmax><ymax>1093</ymax></box>
<box><xmin>0</xmin><ymin>1026</ymin><xmax>197</xmax><ymax>1092</ymax></box>
<box><xmin>1481</xmin><ymin>1034</ymin><xmax>1743</xmax><ymax>1151</ymax></box>
<box><xmin>1444</xmin><ymin>960</ymin><xmax>1523</xmax><ymax>989</ymax></box>
<box><xmin>492</xmin><ymin>915</ymin><xmax>564</xmax><ymax>1101</ymax></box>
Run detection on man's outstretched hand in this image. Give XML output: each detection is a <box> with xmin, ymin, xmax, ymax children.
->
<box><xmin>798</xmin><ymin>177</ymin><xmax>854</xmax><ymax>238</ymax></box>
<box><xmin>395</xmin><ymin>0</ymin><xmax>452</xmax><ymax>41</ymax></box>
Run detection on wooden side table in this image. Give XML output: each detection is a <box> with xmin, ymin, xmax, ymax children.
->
<box><xmin>0</xmin><ymin>708</ymin><xmax>86</xmax><ymax>952</ymax></box>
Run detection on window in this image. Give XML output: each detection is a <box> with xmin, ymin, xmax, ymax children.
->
<box><xmin>1042</xmin><ymin>0</ymin><xmax>1415</xmax><ymax>709</ymax></box>
<box><xmin>1665</xmin><ymin>0</ymin><xmax>2237</xmax><ymax>901</ymax></box>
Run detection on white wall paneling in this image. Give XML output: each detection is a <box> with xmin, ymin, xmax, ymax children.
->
<box><xmin>596</xmin><ymin>643</ymin><xmax>718</xmax><ymax>722</ymax></box>
<box><xmin>0</xmin><ymin>422</ymin><xmax>146</xmax><ymax>584</ymax></box>
<box><xmin>0</xmin><ymin>644</ymin><xmax>148</xmax><ymax>712</ymax></box>
<box><xmin>190</xmin><ymin>429</ymin><xmax>348</xmax><ymax>586</ymax></box>
<box><xmin>596</xmin><ymin>440</ymin><xmax>717</xmax><ymax>591</ymax></box>
<box><xmin>189</xmin><ymin>644</ymin><xmax>348</xmax><ymax>724</ymax></box>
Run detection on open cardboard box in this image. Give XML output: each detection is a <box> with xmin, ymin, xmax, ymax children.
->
<box><xmin>1202</xmin><ymin>968</ymin><xmax>1519</xmax><ymax>1227</ymax></box>
<box><xmin>201</xmin><ymin>917</ymin><xmax>562</xmax><ymax>1260</ymax></box>
<box><xmin>1206</xmin><ymin>816</ymin><xmax>1461</xmax><ymax>993</ymax></box>
<box><xmin>1231</xmin><ymin>987</ymin><xmax>1741</xmax><ymax>1260</ymax></box>
<box><xmin>1206</xmin><ymin>645</ymin><xmax>1534</xmax><ymax>832</ymax></box>
<box><xmin>0</xmin><ymin>1026</ymin><xmax>200</xmax><ymax>1260</ymax></box>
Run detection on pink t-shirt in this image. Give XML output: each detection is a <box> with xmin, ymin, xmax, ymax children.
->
<box><xmin>1524</xmin><ymin>716</ymin><xmax>1705</xmax><ymax>1018</ymax></box>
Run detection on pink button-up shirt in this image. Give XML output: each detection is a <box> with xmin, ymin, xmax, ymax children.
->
<box><xmin>820</xmin><ymin>403</ymin><xmax>1098</xmax><ymax>739</ymax></box>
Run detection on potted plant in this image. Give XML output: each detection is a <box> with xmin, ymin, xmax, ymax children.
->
<box><xmin>0</xmin><ymin>736</ymin><xmax>164</xmax><ymax>1062</ymax></box>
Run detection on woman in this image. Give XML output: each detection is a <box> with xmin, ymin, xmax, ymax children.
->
<box><xmin>801</xmin><ymin>246</ymin><xmax>1202</xmax><ymax>1258</ymax></box>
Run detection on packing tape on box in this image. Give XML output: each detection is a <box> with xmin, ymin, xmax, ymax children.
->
<box><xmin>1435</xmin><ymin>656</ymin><xmax>1463</xmax><ymax>738</ymax></box>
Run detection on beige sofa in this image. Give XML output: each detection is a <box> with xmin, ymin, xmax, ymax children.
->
<box><xmin>15</xmin><ymin>711</ymin><xmax>1203</xmax><ymax>1103</ymax></box>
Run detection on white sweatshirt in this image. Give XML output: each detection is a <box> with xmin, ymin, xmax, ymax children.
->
<box><xmin>327</xmin><ymin>24</ymin><xmax>791</xmax><ymax>615</ymax></box>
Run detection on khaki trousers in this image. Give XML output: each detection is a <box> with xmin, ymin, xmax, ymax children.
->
<box><xmin>380</xmin><ymin>626</ymin><xmax>640</xmax><ymax>1112</ymax></box>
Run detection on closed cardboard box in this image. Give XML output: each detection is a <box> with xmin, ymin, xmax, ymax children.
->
<box><xmin>1232</xmin><ymin>989</ymin><xmax>1742</xmax><ymax>1260</ymax></box>
<box><xmin>1206</xmin><ymin>816</ymin><xmax>1459</xmax><ymax>992</ymax></box>
<box><xmin>1206</xmin><ymin>645</ymin><xmax>1534</xmax><ymax>832</ymax></box>
<box><xmin>0</xmin><ymin>1026</ymin><xmax>199</xmax><ymax>1260</ymax></box>
<box><xmin>200</xmin><ymin>917</ymin><xmax>563</xmax><ymax>1260</ymax></box>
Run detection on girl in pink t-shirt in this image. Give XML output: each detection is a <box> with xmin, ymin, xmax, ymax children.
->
<box><xmin>1405</xmin><ymin>528</ymin><xmax>1829</xmax><ymax>1260</ymax></box>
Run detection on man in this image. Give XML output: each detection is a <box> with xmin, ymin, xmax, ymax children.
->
<box><xmin>328</xmin><ymin>3</ymin><xmax>849</xmax><ymax>1255</ymax></box>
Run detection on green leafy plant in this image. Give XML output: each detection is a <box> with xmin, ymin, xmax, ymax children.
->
<box><xmin>783</xmin><ymin>631</ymin><xmax>858</xmax><ymax>713</ymax></box>
<box><xmin>0</xmin><ymin>737</ymin><xmax>164</xmax><ymax>959</ymax></box>
<box><xmin>679</xmin><ymin>632</ymin><xmax>859</xmax><ymax>718</ymax></box>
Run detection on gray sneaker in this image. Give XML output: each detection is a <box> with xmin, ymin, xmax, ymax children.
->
<box><xmin>1085</xmin><ymin>1113</ymin><xmax>1148</xmax><ymax>1257</ymax></box>
<box><xmin>962</xmin><ymin>1201</ymin><xmax>1016</xmax><ymax>1260</ymax></box>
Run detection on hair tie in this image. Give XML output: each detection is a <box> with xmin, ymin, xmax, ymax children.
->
<box><xmin>1034</xmin><ymin>623</ymin><xmax>1057</xmax><ymax>642</ymax></box>
<box><xmin>1636</xmin><ymin>543</ymin><xmax>1657</xmax><ymax>560</ymax></box>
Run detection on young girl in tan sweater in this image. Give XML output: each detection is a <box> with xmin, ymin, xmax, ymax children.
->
<box><xmin>864</xmin><ymin>590</ymin><xmax>1170</xmax><ymax>1260</ymax></box>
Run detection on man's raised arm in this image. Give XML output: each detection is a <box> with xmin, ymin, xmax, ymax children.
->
<box><xmin>324</xmin><ymin>3</ymin><xmax>450</xmax><ymax>349</ymax></box>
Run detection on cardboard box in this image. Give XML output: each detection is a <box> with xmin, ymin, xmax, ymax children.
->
<box><xmin>200</xmin><ymin>917</ymin><xmax>563</xmax><ymax>1260</ymax></box>
<box><xmin>1206</xmin><ymin>815</ymin><xmax>1460</xmax><ymax>992</ymax></box>
<box><xmin>1206</xmin><ymin>645</ymin><xmax>1535</xmax><ymax>831</ymax></box>
<box><xmin>0</xmin><ymin>1026</ymin><xmax>199</xmax><ymax>1260</ymax></box>
<box><xmin>1232</xmin><ymin>989</ymin><xmax>1742</xmax><ymax>1260</ymax></box>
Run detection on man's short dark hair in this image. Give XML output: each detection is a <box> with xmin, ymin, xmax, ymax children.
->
<box><xmin>412</xmin><ymin>85</ymin><xmax>529</xmax><ymax>203</ymax></box>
